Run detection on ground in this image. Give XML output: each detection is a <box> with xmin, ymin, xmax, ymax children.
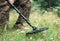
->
<box><xmin>0</xmin><ymin>10</ymin><xmax>60</xmax><ymax>41</ymax></box>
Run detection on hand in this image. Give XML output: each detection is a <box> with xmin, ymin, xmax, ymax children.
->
<box><xmin>9</xmin><ymin>0</ymin><xmax>15</xmax><ymax>4</ymax></box>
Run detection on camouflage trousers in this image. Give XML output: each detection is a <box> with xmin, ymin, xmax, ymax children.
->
<box><xmin>0</xmin><ymin>5</ymin><xmax>10</xmax><ymax>34</ymax></box>
<box><xmin>0</xmin><ymin>0</ymin><xmax>31</xmax><ymax>32</ymax></box>
<box><xmin>14</xmin><ymin>0</ymin><xmax>31</xmax><ymax>25</ymax></box>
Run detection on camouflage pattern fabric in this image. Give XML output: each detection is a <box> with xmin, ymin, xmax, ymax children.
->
<box><xmin>0</xmin><ymin>0</ymin><xmax>10</xmax><ymax>33</ymax></box>
<box><xmin>14</xmin><ymin>0</ymin><xmax>31</xmax><ymax>26</ymax></box>
<box><xmin>0</xmin><ymin>0</ymin><xmax>31</xmax><ymax>31</ymax></box>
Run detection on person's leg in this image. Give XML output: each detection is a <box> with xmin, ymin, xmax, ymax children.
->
<box><xmin>14</xmin><ymin>0</ymin><xmax>31</xmax><ymax>29</ymax></box>
<box><xmin>0</xmin><ymin>5</ymin><xmax>10</xmax><ymax>34</ymax></box>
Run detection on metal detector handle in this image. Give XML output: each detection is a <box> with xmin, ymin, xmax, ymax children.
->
<box><xmin>6</xmin><ymin>0</ymin><xmax>36</xmax><ymax>30</ymax></box>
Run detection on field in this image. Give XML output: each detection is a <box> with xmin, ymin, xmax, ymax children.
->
<box><xmin>0</xmin><ymin>10</ymin><xmax>60</xmax><ymax>41</ymax></box>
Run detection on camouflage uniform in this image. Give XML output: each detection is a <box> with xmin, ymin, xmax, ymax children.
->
<box><xmin>0</xmin><ymin>0</ymin><xmax>10</xmax><ymax>34</ymax></box>
<box><xmin>14</xmin><ymin>0</ymin><xmax>31</xmax><ymax>28</ymax></box>
<box><xmin>0</xmin><ymin>0</ymin><xmax>31</xmax><ymax>30</ymax></box>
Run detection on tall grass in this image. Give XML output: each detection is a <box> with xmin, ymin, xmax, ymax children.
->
<box><xmin>0</xmin><ymin>10</ymin><xmax>59</xmax><ymax>41</ymax></box>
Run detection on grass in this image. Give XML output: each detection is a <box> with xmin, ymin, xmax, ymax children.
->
<box><xmin>0</xmin><ymin>10</ymin><xmax>60</xmax><ymax>41</ymax></box>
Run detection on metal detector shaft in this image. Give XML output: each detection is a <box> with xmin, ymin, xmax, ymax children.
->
<box><xmin>7</xmin><ymin>0</ymin><xmax>35</xmax><ymax>29</ymax></box>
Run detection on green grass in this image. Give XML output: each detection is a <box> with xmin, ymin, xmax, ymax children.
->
<box><xmin>0</xmin><ymin>10</ymin><xmax>60</xmax><ymax>41</ymax></box>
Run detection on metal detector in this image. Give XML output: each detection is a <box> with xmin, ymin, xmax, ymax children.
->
<box><xmin>6</xmin><ymin>0</ymin><xmax>48</xmax><ymax>35</ymax></box>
